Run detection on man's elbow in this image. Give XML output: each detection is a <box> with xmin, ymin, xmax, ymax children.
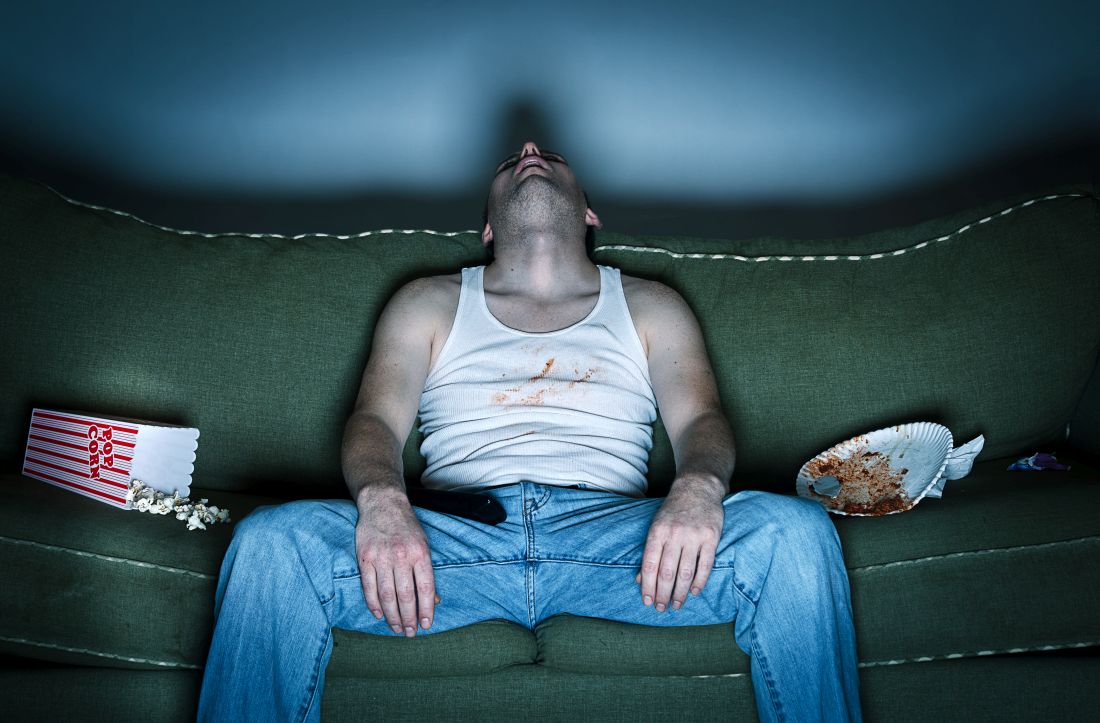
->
<box><xmin>342</xmin><ymin>410</ymin><xmax>388</xmax><ymax>457</ymax></box>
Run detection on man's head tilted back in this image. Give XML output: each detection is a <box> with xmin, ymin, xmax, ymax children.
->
<box><xmin>481</xmin><ymin>141</ymin><xmax>602</xmax><ymax>256</ymax></box>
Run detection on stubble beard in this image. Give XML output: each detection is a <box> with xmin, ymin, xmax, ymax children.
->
<box><xmin>491</xmin><ymin>176</ymin><xmax>585</xmax><ymax>248</ymax></box>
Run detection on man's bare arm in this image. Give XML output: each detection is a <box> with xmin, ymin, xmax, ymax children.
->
<box><xmin>626</xmin><ymin>279</ymin><xmax>736</xmax><ymax>613</ymax></box>
<box><xmin>342</xmin><ymin>277</ymin><xmax>454</xmax><ymax>637</ymax></box>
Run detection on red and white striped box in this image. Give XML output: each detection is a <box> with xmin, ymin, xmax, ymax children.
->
<box><xmin>22</xmin><ymin>408</ymin><xmax>200</xmax><ymax>509</ymax></box>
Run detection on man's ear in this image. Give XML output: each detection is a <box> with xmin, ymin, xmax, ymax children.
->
<box><xmin>481</xmin><ymin>222</ymin><xmax>494</xmax><ymax>247</ymax></box>
<box><xmin>585</xmin><ymin>207</ymin><xmax>603</xmax><ymax>230</ymax></box>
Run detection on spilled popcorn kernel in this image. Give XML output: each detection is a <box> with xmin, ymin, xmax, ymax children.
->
<box><xmin>126</xmin><ymin>479</ymin><xmax>230</xmax><ymax>531</ymax></box>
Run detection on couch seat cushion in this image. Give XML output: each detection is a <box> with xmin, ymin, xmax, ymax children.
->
<box><xmin>0</xmin><ymin>474</ymin><xmax>536</xmax><ymax>677</ymax></box>
<box><xmin>526</xmin><ymin>453</ymin><xmax>1100</xmax><ymax>674</ymax></box>
<box><xmin>535</xmin><ymin>615</ymin><xmax>748</xmax><ymax>675</ymax></box>
<box><xmin>327</xmin><ymin>622</ymin><xmax>537</xmax><ymax>679</ymax></box>
<box><xmin>4</xmin><ymin>453</ymin><xmax>1099</xmax><ymax>675</ymax></box>
<box><xmin>0</xmin><ymin>474</ymin><xmax>281</xmax><ymax>669</ymax></box>
<box><xmin>837</xmin><ymin>450</ymin><xmax>1100</xmax><ymax>665</ymax></box>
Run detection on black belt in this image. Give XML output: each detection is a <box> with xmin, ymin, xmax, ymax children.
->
<box><xmin>406</xmin><ymin>486</ymin><xmax>507</xmax><ymax>525</ymax></box>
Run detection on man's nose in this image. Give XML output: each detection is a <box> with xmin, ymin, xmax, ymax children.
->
<box><xmin>519</xmin><ymin>141</ymin><xmax>541</xmax><ymax>159</ymax></box>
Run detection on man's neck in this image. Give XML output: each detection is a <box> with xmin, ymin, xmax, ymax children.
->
<box><xmin>485</xmin><ymin>231</ymin><xmax>598</xmax><ymax>300</ymax></box>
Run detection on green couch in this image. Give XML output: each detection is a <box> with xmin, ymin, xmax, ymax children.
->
<box><xmin>2</xmin><ymin>172</ymin><xmax>1099</xmax><ymax>721</ymax></box>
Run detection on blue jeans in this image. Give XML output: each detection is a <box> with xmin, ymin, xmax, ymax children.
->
<box><xmin>198</xmin><ymin>483</ymin><xmax>862</xmax><ymax>722</ymax></box>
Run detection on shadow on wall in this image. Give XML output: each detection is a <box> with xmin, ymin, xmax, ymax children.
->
<box><xmin>1</xmin><ymin>96</ymin><xmax>1099</xmax><ymax>241</ymax></box>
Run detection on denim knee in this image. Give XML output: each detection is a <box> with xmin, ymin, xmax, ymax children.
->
<box><xmin>230</xmin><ymin>500</ymin><xmax>342</xmax><ymax>561</ymax></box>
<box><xmin>234</xmin><ymin>500</ymin><xmax>302</xmax><ymax>539</ymax></box>
<box><xmin>736</xmin><ymin>492</ymin><xmax>843</xmax><ymax>563</ymax></box>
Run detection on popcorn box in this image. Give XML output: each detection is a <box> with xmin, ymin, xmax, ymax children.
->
<box><xmin>22</xmin><ymin>408</ymin><xmax>200</xmax><ymax>509</ymax></box>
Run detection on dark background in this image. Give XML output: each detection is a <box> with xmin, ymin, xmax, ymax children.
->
<box><xmin>2</xmin><ymin>0</ymin><xmax>1097</xmax><ymax>240</ymax></box>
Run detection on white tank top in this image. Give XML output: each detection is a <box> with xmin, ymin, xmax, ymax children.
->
<box><xmin>418</xmin><ymin>265</ymin><xmax>657</xmax><ymax>498</ymax></box>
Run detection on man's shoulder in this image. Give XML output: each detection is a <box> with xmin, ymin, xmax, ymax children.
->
<box><xmin>384</xmin><ymin>272</ymin><xmax>463</xmax><ymax>327</ymax></box>
<box><xmin>390</xmin><ymin>272</ymin><xmax>462</xmax><ymax>306</ymax></box>
<box><xmin>619</xmin><ymin>273</ymin><xmax>692</xmax><ymax>319</ymax></box>
<box><xmin>620</xmin><ymin>273</ymin><xmax>679</xmax><ymax>300</ymax></box>
<box><xmin>617</xmin><ymin>273</ymin><xmax>700</xmax><ymax>357</ymax></box>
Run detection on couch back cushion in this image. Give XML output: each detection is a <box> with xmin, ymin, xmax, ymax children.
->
<box><xmin>2</xmin><ymin>175</ymin><xmax>1098</xmax><ymax>495</ymax></box>
<box><xmin>597</xmin><ymin>186</ymin><xmax>1100</xmax><ymax>489</ymax></box>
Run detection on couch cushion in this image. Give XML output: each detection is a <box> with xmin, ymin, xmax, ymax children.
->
<box><xmin>837</xmin><ymin>450</ymin><xmax>1100</xmax><ymax>664</ymax></box>
<box><xmin>2</xmin><ymin>175</ymin><xmax>1098</xmax><ymax>496</ymax></box>
<box><xmin>4</xmin><ymin>455</ymin><xmax>1099</xmax><ymax>674</ymax></box>
<box><xmin>535</xmin><ymin>615</ymin><xmax>748</xmax><ymax>676</ymax></box>
<box><xmin>0</xmin><ymin>474</ymin><xmax>282</xmax><ymax>670</ymax></box>
<box><xmin>320</xmin><ymin>655</ymin><xmax>1100</xmax><ymax>723</ymax></box>
<box><xmin>0</xmin><ymin>474</ymin><xmax>537</xmax><ymax>677</ymax></box>
<box><xmin>3</xmin><ymin>667</ymin><xmax>203</xmax><ymax>723</ymax></box>
<box><xmin>593</xmin><ymin>186</ymin><xmax>1100</xmax><ymax>488</ymax></box>
<box><xmin>327</xmin><ymin>622</ymin><xmax>536</xmax><ymax>679</ymax></box>
<box><xmin>4</xmin><ymin>650</ymin><xmax>1099</xmax><ymax>722</ymax></box>
<box><xmin>0</xmin><ymin>174</ymin><xmax>488</xmax><ymax>495</ymax></box>
<box><xmin>526</xmin><ymin>454</ymin><xmax>1100</xmax><ymax>674</ymax></box>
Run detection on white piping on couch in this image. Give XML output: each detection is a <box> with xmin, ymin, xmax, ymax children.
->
<box><xmin>35</xmin><ymin>181</ymin><xmax>1088</xmax><ymax>262</ymax></box>
<box><xmin>35</xmin><ymin>181</ymin><xmax>479</xmax><ymax>240</ymax></box>
<box><xmin>687</xmin><ymin>639</ymin><xmax>1100</xmax><ymax>678</ymax></box>
<box><xmin>0</xmin><ymin>535</ymin><xmax>216</xmax><ymax>580</ymax></box>
<box><xmin>855</xmin><ymin>640</ymin><xmax>1100</xmax><ymax>669</ymax></box>
<box><xmin>2</xmin><ymin>633</ymin><xmax>1095</xmax><ymax>676</ymax></box>
<box><xmin>595</xmin><ymin>192</ymin><xmax>1090</xmax><ymax>262</ymax></box>
<box><xmin>848</xmin><ymin>535</ymin><xmax>1100</xmax><ymax>573</ymax></box>
<box><xmin>0</xmin><ymin>635</ymin><xmax>200</xmax><ymax>669</ymax></box>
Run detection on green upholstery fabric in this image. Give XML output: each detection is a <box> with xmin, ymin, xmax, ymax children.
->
<box><xmin>327</xmin><ymin>623</ymin><xmax>537</xmax><ymax>679</ymax></box>
<box><xmin>0</xmin><ymin>175</ymin><xmax>486</xmax><ymax>494</ymax></box>
<box><xmin>593</xmin><ymin>190</ymin><xmax>1100</xmax><ymax>488</ymax></box>
<box><xmin>5</xmin><ymin>656</ymin><xmax>1098</xmax><ymax>722</ymax></box>
<box><xmin>4</xmin><ymin>668</ymin><xmax>203</xmax><ymax>723</ymax></box>
<box><xmin>323</xmin><ymin>656</ymin><xmax>1100</xmax><ymax>722</ymax></box>
<box><xmin>1069</xmin><ymin>354</ymin><xmax>1100</xmax><ymax>460</ymax></box>
<box><xmin>2</xmin><ymin>175</ymin><xmax>1098</xmax><ymax>497</ymax></box>
<box><xmin>535</xmin><ymin>615</ymin><xmax>747</xmax><ymax>676</ymax></box>
<box><xmin>3</xmin><ymin>173</ymin><xmax>1100</xmax><ymax>721</ymax></box>
<box><xmin>4</xmin><ymin>457</ymin><xmax>1098</xmax><ymax>675</ymax></box>
<box><xmin>0</xmin><ymin>475</ymin><xmax>282</xmax><ymax>670</ymax></box>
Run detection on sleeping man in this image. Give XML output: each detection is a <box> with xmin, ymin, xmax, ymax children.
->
<box><xmin>198</xmin><ymin>141</ymin><xmax>863</xmax><ymax>722</ymax></box>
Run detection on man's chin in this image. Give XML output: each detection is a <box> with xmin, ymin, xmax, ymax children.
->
<box><xmin>508</xmin><ymin>177</ymin><xmax>561</xmax><ymax>205</ymax></box>
<box><xmin>516</xmin><ymin>172</ymin><xmax>553</xmax><ymax>186</ymax></box>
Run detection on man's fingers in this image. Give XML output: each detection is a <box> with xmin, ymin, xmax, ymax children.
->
<box><xmin>359</xmin><ymin>561</ymin><xmax>383</xmax><ymax>619</ymax></box>
<box><xmin>393</xmin><ymin>563</ymin><xmax>419</xmax><ymax>637</ymax></box>
<box><xmin>376</xmin><ymin>567</ymin><xmax>403</xmax><ymax>634</ymax></box>
<box><xmin>670</xmin><ymin>546</ymin><xmax>698</xmax><ymax>610</ymax></box>
<box><xmin>692</xmin><ymin>544</ymin><xmax>716</xmax><ymax>596</ymax></box>
<box><xmin>639</xmin><ymin>535</ymin><xmax>664</xmax><ymax>607</ymax></box>
<box><xmin>413</xmin><ymin>559</ymin><xmax>437</xmax><ymax>631</ymax></box>
<box><xmin>654</xmin><ymin>544</ymin><xmax>682</xmax><ymax>612</ymax></box>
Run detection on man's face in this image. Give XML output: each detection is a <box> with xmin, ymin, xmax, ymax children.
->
<box><xmin>483</xmin><ymin>141</ymin><xmax>591</xmax><ymax>246</ymax></box>
<box><xmin>488</xmin><ymin>143</ymin><xmax>584</xmax><ymax>212</ymax></box>
<box><xmin>492</xmin><ymin>146</ymin><xmax>572</xmax><ymax>183</ymax></box>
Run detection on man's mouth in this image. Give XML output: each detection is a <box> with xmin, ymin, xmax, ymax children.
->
<box><xmin>514</xmin><ymin>157</ymin><xmax>549</xmax><ymax>177</ymax></box>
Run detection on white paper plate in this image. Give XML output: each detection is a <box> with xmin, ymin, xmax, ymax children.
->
<box><xmin>796</xmin><ymin>422</ymin><xmax>983</xmax><ymax>517</ymax></box>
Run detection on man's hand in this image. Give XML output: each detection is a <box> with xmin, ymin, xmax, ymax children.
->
<box><xmin>636</xmin><ymin>477</ymin><xmax>725</xmax><ymax>612</ymax></box>
<box><xmin>355</xmin><ymin>488</ymin><xmax>440</xmax><ymax>637</ymax></box>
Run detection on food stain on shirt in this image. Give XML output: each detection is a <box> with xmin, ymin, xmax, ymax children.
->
<box><xmin>517</xmin><ymin>388</ymin><xmax>548</xmax><ymax>406</ymax></box>
<box><xmin>530</xmin><ymin>358</ymin><xmax>555</xmax><ymax>382</ymax></box>
<box><xmin>491</xmin><ymin>359</ymin><xmax>595</xmax><ymax>406</ymax></box>
<box><xmin>569</xmin><ymin>368</ymin><xmax>595</xmax><ymax>388</ymax></box>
